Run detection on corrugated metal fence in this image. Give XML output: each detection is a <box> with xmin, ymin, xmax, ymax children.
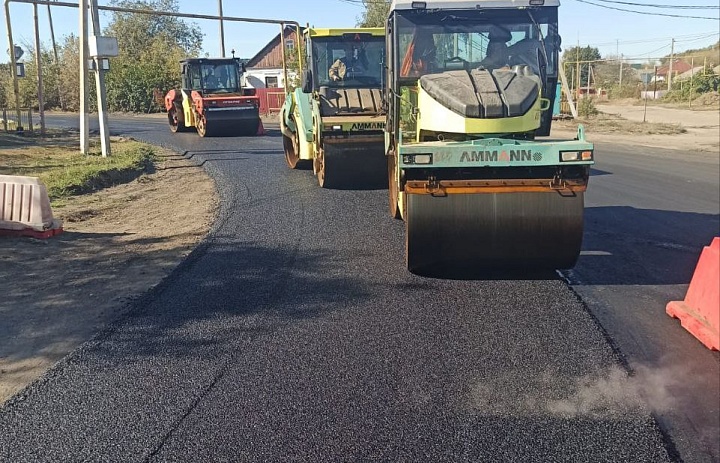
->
<box><xmin>1</xmin><ymin>108</ymin><xmax>34</xmax><ymax>133</ymax></box>
<box><xmin>254</xmin><ymin>89</ymin><xmax>286</xmax><ymax>115</ymax></box>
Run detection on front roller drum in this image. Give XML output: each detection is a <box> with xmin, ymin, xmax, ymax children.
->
<box><xmin>405</xmin><ymin>191</ymin><xmax>585</xmax><ymax>274</ymax></box>
<box><xmin>198</xmin><ymin>110</ymin><xmax>260</xmax><ymax>137</ymax></box>
<box><xmin>318</xmin><ymin>140</ymin><xmax>387</xmax><ymax>190</ymax></box>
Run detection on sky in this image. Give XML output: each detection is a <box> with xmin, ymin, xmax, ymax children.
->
<box><xmin>2</xmin><ymin>0</ymin><xmax>719</xmax><ymax>65</ymax></box>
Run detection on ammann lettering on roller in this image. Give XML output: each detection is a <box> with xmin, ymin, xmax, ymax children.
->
<box><xmin>351</xmin><ymin>122</ymin><xmax>384</xmax><ymax>131</ymax></box>
<box><xmin>460</xmin><ymin>150</ymin><xmax>533</xmax><ymax>162</ymax></box>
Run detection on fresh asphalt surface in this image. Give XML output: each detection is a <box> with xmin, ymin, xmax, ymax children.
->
<box><xmin>1</xmin><ymin>113</ymin><xmax>718</xmax><ymax>462</ymax></box>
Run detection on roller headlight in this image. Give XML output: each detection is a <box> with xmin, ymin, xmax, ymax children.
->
<box><xmin>560</xmin><ymin>150</ymin><xmax>593</xmax><ymax>162</ymax></box>
<box><xmin>403</xmin><ymin>154</ymin><xmax>433</xmax><ymax>165</ymax></box>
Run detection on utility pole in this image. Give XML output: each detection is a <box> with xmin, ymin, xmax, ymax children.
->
<box><xmin>689</xmin><ymin>56</ymin><xmax>694</xmax><ymax>108</ymax></box>
<box><xmin>619</xmin><ymin>58</ymin><xmax>623</xmax><ymax>87</ymax></box>
<box><xmin>47</xmin><ymin>1</ymin><xmax>65</xmax><ymax>111</ymax></box>
<box><xmin>33</xmin><ymin>3</ymin><xmax>45</xmax><ymax>134</ymax></box>
<box><xmin>79</xmin><ymin>0</ymin><xmax>89</xmax><ymax>154</ymax></box>
<box><xmin>4</xmin><ymin>0</ymin><xmax>23</xmax><ymax>131</ymax></box>
<box><xmin>668</xmin><ymin>38</ymin><xmax>675</xmax><ymax>91</ymax></box>
<box><xmin>575</xmin><ymin>39</ymin><xmax>580</xmax><ymax>100</ymax></box>
<box><xmin>653</xmin><ymin>65</ymin><xmax>658</xmax><ymax>100</ymax></box>
<box><xmin>90</xmin><ymin>0</ymin><xmax>110</xmax><ymax>156</ymax></box>
<box><xmin>279</xmin><ymin>22</ymin><xmax>288</xmax><ymax>90</ymax></box>
<box><xmin>218</xmin><ymin>0</ymin><xmax>225</xmax><ymax>57</ymax></box>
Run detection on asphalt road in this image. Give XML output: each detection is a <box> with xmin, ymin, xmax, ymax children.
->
<box><xmin>1</xmin><ymin>113</ymin><xmax>717</xmax><ymax>462</ymax></box>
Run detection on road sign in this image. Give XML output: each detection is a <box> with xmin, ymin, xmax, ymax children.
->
<box><xmin>14</xmin><ymin>45</ymin><xmax>23</xmax><ymax>60</ymax></box>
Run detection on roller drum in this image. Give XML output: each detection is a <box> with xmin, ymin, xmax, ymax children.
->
<box><xmin>322</xmin><ymin>140</ymin><xmax>387</xmax><ymax>189</ymax></box>
<box><xmin>405</xmin><ymin>191</ymin><xmax>585</xmax><ymax>274</ymax></box>
<box><xmin>202</xmin><ymin>107</ymin><xmax>260</xmax><ymax>137</ymax></box>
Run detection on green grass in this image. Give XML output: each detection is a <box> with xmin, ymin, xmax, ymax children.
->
<box><xmin>0</xmin><ymin>132</ymin><xmax>156</xmax><ymax>202</ymax></box>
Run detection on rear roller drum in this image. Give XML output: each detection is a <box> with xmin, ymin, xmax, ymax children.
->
<box><xmin>405</xmin><ymin>191</ymin><xmax>585</xmax><ymax>274</ymax></box>
<box><xmin>283</xmin><ymin>123</ymin><xmax>302</xmax><ymax>169</ymax></box>
<box><xmin>168</xmin><ymin>106</ymin><xmax>190</xmax><ymax>133</ymax></box>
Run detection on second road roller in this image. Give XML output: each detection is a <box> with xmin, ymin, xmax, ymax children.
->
<box><xmin>280</xmin><ymin>28</ymin><xmax>387</xmax><ymax>189</ymax></box>
<box><xmin>165</xmin><ymin>57</ymin><xmax>262</xmax><ymax>137</ymax></box>
<box><xmin>385</xmin><ymin>0</ymin><xmax>595</xmax><ymax>273</ymax></box>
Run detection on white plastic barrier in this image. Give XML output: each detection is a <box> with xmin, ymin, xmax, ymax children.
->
<box><xmin>0</xmin><ymin>175</ymin><xmax>62</xmax><ymax>233</ymax></box>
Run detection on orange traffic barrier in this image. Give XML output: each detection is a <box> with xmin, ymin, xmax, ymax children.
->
<box><xmin>666</xmin><ymin>237</ymin><xmax>720</xmax><ymax>350</ymax></box>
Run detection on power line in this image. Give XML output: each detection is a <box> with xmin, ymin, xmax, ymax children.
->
<box><xmin>573</xmin><ymin>0</ymin><xmax>720</xmax><ymax>19</ymax></box>
<box><xmin>587</xmin><ymin>31</ymin><xmax>719</xmax><ymax>47</ymax></box>
<box><xmin>635</xmin><ymin>43</ymin><xmax>672</xmax><ymax>57</ymax></box>
<box><xmin>675</xmin><ymin>33</ymin><xmax>720</xmax><ymax>43</ymax></box>
<box><xmin>589</xmin><ymin>0</ymin><xmax>719</xmax><ymax>9</ymax></box>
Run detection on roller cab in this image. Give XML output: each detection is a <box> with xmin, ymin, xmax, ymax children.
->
<box><xmin>386</xmin><ymin>0</ymin><xmax>595</xmax><ymax>273</ymax></box>
<box><xmin>165</xmin><ymin>58</ymin><xmax>261</xmax><ymax>137</ymax></box>
<box><xmin>280</xmin><ymin>28</ymin><xmax>387</xmax><ymax>189</ymax></box>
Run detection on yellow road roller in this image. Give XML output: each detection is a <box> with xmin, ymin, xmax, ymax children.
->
<box><xmin>280</xmin><ymin>28</ymin><xmax>387</xmax><ymax>189</ymax></box>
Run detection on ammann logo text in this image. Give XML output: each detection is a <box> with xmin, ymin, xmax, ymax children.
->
<box><xmin>460</xmin><ymin>150</ymin><xmax>533</xmax><ymax>162</ymax></box>
<box><xmin>350</xmin><ymin>122</ymin><xmax>384</xmax><ymax>131</ymax></box>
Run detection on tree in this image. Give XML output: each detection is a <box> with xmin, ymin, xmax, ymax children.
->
<box><xmin>102</xmin><ymin>0</ymin><xmax>203</xmax><ymax>112</ymax></box>
<box><xmin>283</xmin><ymin>29</ymin><xmax>305</xmax><ymax>90</ymax></box>
<box><xmin>357</xmin><ymin>0</ymin><xmax>391</xmax><ymax>28</ymax></box>
<box><xmin>0</xmin><ymin>64</ymin><xmax>10</xmax><ymax>108</ymax></box>
<box><xmin>106</xmin><ymin>0</ymin><xmax>203</xmax><ymax>58</ymax></box>
<box><xmin>561</xmin><ymin>46</ymin><xmax>601</xmax><ymax>89</ymax></box>
<box><xmin>56</xmin><ymin>34</ymin><xmax>97</xmax><ymax>112</ymax></box>
<box><xmin>1</xmin><ymin>0</ymin><xmax>202</xmax><ymax>113</ymax></box>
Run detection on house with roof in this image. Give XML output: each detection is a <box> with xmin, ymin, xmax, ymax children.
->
<box><xmin>655</xmin><ymin>59</ymin><xmax>692</xmax><ymax>82</ymax></box>
<box><xmin>244</xmin><ymin>26</ymin><xmax>300</xmax><ymax>114</ymax></box>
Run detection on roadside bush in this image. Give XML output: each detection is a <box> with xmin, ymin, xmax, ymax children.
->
<box><xmin>578</xmin><ymin>98</ymin><xmax>599</xmax><ymax>117</ymax></box>
<box><xmin>662</xmin><ymin>68</ymin><xmax>719</xmax><ymax>103</ymax></box>
<box><xmin>608</xmin><ymin>83</ymin><xmax>641</xmax><ymax>99</ymax></box>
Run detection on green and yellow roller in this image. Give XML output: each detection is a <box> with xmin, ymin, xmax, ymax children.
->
<box><xmin>385</xmin><ymin>0</ymin><xmax>595</xmax><ymax>274</ymax></box>
<box><xmin>280</xmin><ymin>27</ymin><xmax>387</xmax><ymax>189</ymax></box>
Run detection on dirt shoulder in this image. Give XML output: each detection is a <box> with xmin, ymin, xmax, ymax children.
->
<box><xmin>0</xmin><ymin>148</ymin><xmax>218</xmax><ymax>404</ymax></box>
<box><xmin>552</xmin><ymin>101</ymin><xmax>720</xmax><ymax>153</ymax></box>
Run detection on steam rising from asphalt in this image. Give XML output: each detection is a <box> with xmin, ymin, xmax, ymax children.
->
<box><xmin>546</xmin><ymin>365</ymin><xmax>679</xmax><ymax>418</ymax></box>
<box><xmin>470</xmin><ymin>364</ymin><xmax>685</xmax><ymax>419</ymax></box>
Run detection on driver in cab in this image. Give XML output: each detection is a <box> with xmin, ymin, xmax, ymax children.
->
<box><xmin>329</xmin><ymin>43</ymin><xmax>368</xmax><ymax>81</ymax></box>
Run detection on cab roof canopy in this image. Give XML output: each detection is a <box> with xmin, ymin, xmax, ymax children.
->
<box><xmin>390</xmin><ymin>0</ymin><xmax>560</xmax><ymax>9</ymax></box>
<box><xmin>180</xmin><ymin>58</ymin><xmax>242</xmax><ymax>64</ymax></box>
<box><xmin>306</xmin><ymin>27</ymin><xmax>385</xmax><ymax>38</ymax></box>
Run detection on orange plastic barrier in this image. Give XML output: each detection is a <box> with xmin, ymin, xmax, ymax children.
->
<box><xmin>666</xmin><ymin>237</ymin><xmax>720</xmax><ymax>350</ymax></box>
